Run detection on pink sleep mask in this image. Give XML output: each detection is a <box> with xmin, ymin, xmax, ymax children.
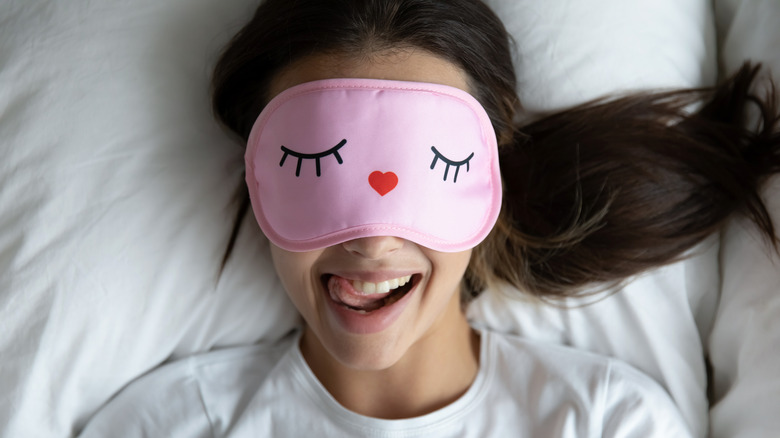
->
<box><xmin>245</xmin><ymin>78</ymin><xmax>502</xmax><ymax>252</ymax></box>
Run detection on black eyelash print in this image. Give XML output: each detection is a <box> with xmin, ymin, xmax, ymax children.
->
<box><xmin>430</xmin><ymin>146</ymin><xmax>474</xmax><ymax>183</ymax></box>
<box><xmin>279</xmin><ymin>139</ymin><xmax>346</xmax><ymax>177</ymax></box>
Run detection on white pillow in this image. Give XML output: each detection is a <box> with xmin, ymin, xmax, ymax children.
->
<box><xmin>485</xmin><ymin>0</ymin><xmax>717</xmax><ymax>114</ymax></box>
<box><xmin>0</xmin><ymin>0</ymin><xmax>717</xmax><ymax>436</ymax></box>
<box><xmin>0</xmin><ymin>0</ymin><xmax>300</xmax><ymax>435</ymax></box>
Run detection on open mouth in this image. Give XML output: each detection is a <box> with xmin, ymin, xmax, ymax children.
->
<box><xmin>322</xmin><ymin>274</ymin><xmax>419</xmax><ymax>313</ymax></box>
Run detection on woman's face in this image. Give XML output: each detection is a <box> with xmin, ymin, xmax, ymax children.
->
<box><xmin>268</xmin><ymin>50</ymin><xmax>475</xmax><ymax>371</ymax></box>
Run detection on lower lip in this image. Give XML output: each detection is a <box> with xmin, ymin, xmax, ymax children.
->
<box><xmin>325</xmin><ymin>280</ymin><xmax>416</xmax><ymax>335</ymax></box>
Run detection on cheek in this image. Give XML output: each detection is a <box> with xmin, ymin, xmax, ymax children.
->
<box><xmin>446</xmin><ymin>250</ymin><xmax>473</xmax><ymax>276</ymax></box>
<box><xmin>269</xmin><ymin>246</ymin><xmax>321</xmax><ymax>302</ymax></box>
<box><xmin>430</xmin><ymin>250</ymin><xmax>472</xmax><ymax>292</ymax></box>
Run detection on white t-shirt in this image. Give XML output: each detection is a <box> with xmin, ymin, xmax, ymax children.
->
<box><xmin>79</xmin><ymin>330</ymin><xmax>691</xmax><ymax>437</ymax></box>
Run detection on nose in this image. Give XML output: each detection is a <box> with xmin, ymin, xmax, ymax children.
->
<box><xmin>341</xmin><ymin>236</ymin><xmax>404</xmax><ymax>259</ymax></box>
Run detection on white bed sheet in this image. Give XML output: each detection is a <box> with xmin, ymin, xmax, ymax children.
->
<box><xmin>1</xmin><ymin>0</ymin><xmax>777</xmax><ymax>437</ymax></box>
<box><xmin>710</xmin><ymin>2</ymin><xmax>780</xmax><ymax>436</ymax></box>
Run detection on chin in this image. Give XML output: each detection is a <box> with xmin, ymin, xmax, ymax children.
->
<box><xmin>322</xmin><ymin>331</ymin><xmax>410</xmax><ymax>372</ymax></box>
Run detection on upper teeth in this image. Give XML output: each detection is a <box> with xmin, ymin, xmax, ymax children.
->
<box><xmin>352</xmin><ymin>275</ymin><xmax>412</xmax><ymax>295</ymax></box>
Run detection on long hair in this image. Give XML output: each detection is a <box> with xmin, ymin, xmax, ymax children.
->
<box><xmin>486</xmin><ymin>67</ymin><xmax>779</xmax><ymax>297</ymax></box>
<box><xmin>211</xmin><ymin>0</ymin><xmax>780</xmax><ymax>299</ymax></box>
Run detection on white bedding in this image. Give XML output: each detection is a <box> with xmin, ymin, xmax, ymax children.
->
<box><xmin>710</xmin><ymin>2</ymin><xmax>780</xmax><ymax>436</ymax></box>
<box><xmin>0</xmin><ymin>0</ymin><xmax>777</xmax><ymax>437</ymax></box>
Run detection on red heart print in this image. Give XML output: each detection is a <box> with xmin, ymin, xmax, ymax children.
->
<box><xmin>368</xmin><ymin>171</ymin><xmax>398</xmax><ymax>196</ymax></box>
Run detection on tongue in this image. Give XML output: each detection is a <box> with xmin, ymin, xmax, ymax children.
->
<box><xmin>328</xmin><ymin>276</ymin><xmax>391</xmax><ymax>310</ymax></box>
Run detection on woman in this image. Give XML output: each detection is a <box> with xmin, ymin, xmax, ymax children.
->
<box><xmin>80</xmin><ymin>0</ymin><xmax>779</xmax><ymax>436</ymax></box>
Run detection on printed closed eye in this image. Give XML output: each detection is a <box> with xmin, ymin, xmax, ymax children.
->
<box><xmin>279</xmin><ymin>139</ymin><xmax>347</xmax><ymax>177</ymax></box>
<box><xmin>429</xmin><ymin>146</ymin><xmax>474</xmax><ymax>183</ymax></box>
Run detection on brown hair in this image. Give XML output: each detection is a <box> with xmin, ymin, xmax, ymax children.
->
<box><xmin>212</xmin><ymin>0</ymin><xmax>780</xmax><ymax>299</ymax></box>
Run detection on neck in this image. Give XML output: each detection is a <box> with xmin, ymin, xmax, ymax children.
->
<box><xmin>300</xmin><ymin>295</ymin><xmax>480</xmax><ymax>419</ymax></box>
